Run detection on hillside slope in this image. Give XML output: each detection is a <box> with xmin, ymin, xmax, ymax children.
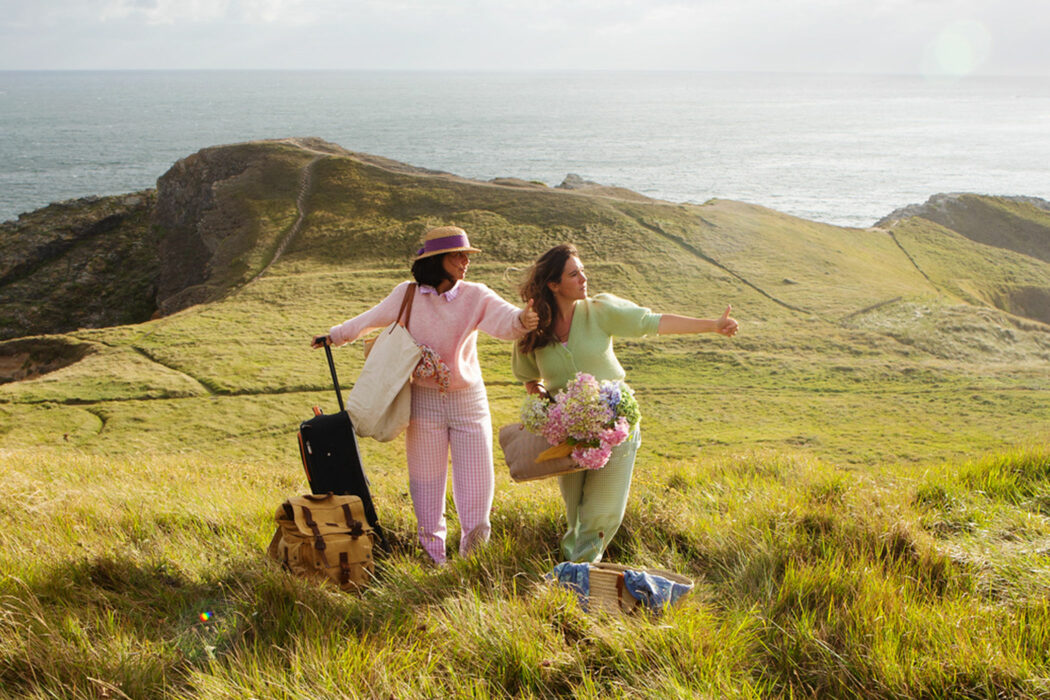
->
<box><xmin>1</xmin><ymin>137</ymin><xmax>1049</xmax><ymax>461</ymax></box>
<box><xmin>878</xmin><ymin>193</ymin><xmax>1050</xmax><ymax>264</ymax></box>
<box><xmin>0</xmin><ymin>193</ymin><xmax>158</xmax><ymax>340</ymax></box>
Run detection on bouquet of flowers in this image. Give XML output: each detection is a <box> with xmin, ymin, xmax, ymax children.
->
<box><xmin>520</xmin><ymin>372</ymin><xmax>641</xmax><ymax>470</ymax></box>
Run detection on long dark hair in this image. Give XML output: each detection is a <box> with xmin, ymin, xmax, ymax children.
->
<box><xmin>411</xmin><ymin>253</ymin><xmax>454</xmax><ymax>289</ymax></box>
<box><xmin>517</xmin><ymin>244</ymin><xmax>578</xmax><ymax>354</ymax></box>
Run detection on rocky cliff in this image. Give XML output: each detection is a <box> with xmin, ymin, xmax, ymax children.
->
<box><xmin>0</xmin><ymin>193</ymin><xmax>159</xmax><ymax>340</ymax></box>
<box><xmin>0</xmin><ymin>138</ymin><xmax>320</xmax><ymax>340</ymax></box>
<box><xmin>150</xmin><ymin>139</ymin><xmax>313</xmax><ymax>315</ymax></box>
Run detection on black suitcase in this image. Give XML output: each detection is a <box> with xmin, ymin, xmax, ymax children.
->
<box><xmin>298</xmin><ymin>342</ymin><xmax>387</xmax><ymax>548</ymax></box>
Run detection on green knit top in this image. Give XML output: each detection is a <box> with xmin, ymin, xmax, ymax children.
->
<box><xmin>511</xmin><ymin>293</ymin><xmax>662</xmax><ymax>393</ymax></box>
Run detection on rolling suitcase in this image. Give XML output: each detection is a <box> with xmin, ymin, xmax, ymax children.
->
<box><xmin>298</xmin><ymin>342</ymin><xmax>387</xmax><ymax>549</ymax></box>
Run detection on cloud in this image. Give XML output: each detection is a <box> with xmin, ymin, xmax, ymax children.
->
<box><xmin>0</xmin><ymin>0</ymin><xmax>1046</xmax><ymax>73</ymax></box>
<box><xmin>101</xmin><ymin>0</ymin><xmax>224</xmax><ymax>24</ymax></box>
<box><xmin>98</xmin><ymin>0</ymin><xmax>319</xmax><ymax>25</ymax></box>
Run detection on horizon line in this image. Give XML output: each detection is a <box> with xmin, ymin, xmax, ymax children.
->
<box><xmin>1</xmin><ymin>67</ymin><xmax>1047</xmax><ymax>80</ymax></box>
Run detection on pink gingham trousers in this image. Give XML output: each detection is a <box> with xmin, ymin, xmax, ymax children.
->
<box><xmin>405</xmin><ymin>382</ymin><xmax>494</xmax><ymax>564</ymax></box>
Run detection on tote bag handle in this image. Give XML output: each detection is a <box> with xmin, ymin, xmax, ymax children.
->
<box><xmin>391</xmin><ymin>283</ymin><xmax>417</xmax><ymax>332</ymax></box>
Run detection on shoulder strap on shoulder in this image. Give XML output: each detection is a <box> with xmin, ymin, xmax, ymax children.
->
<box><xmin>395</xmin><ymin>283</ymin><xmax>417</xmax><ymax>330</ymax></box>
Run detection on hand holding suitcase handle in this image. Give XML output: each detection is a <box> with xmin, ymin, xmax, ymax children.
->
<box><xmin>307</xmin><ymin>334</ymin><xmax>345</xmax><ymax>404</ymax></box>
<box><xmin>325</xmin><ymin>343</ymin><xmax>345</xmax><ymax>413</ymax></box>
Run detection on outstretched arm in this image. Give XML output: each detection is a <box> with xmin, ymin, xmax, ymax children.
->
<box><xmin>477</xmin><ymin>288</ymin><xmax>539</xmax><ymax>340</ymax></box>
<box><xmin>311</xmin><ymin>281</ymin><xmax>411</xmax><ymax>348</ymax></box>
<box><xmin>657</xmin><ymin>305</ymin><xmax>739</xmax><ymax>337</ymax></box>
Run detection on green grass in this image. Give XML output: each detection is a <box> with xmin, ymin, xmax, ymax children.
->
<box><xmin>2</xmin><ymin>141</ymin><xmax>1050</xmax><ymax>697</ymax></box>
<box><xmin>2</xmin><ymin>334</ymin><xmax>1049</xmax><ymax>698</ymax></box>
<box><xmin>3</xmin><ymin>445</ymin><xmax>1049</xmax><ymax>698</ymax></box>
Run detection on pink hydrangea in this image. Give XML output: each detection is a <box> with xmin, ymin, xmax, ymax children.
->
<box><xmin>541</xmin><ymin>402</ymin><xmax>569</xmax><ymax>445</ymax></box>
<box><xmin>572</xmin><ymin>444</ymin><xmax>613</xmax><ymax>470</ymax></box>
<box><xmin>599</xmin><ymin>417</ymin><xmax>630</xmax><ymax>450</ymax></box>
<box><xmin>557</xmin><ymin>373</ymin><xmax>615</xmax><ymax>442</ymax></box>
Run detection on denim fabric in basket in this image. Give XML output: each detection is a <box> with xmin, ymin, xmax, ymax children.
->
<box><xmin>622</xmin><ymin>570</ymin><xmax>693</xmax><ymax>611</ymax></box>
<box><xmin>547</xmin><ymin>561</ymin><xmax>591</xmax><ymax>606</ymax></box>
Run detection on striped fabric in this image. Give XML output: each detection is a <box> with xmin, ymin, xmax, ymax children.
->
<box><xmin>405</xmin><ymin>383</ymin><xmax>494</xmax><ymax>564</ymax></box>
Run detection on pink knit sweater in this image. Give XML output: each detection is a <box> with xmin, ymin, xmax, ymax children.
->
<box><xmin>329</xmin><ymin>280</ymin><xmax>527</xmax><ymax>391</ymax></box>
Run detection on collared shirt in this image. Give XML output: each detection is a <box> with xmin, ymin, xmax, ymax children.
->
<box><xmin>419</xmin><ymin>281</ymin><xmax>463</xmax><ymax>302</ymax></box>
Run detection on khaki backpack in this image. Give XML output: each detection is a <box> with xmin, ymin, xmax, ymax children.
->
<box><xmin>267</xmin><ymin>493</ymin><xmax>375</xmax><ymax>590</ymax></box>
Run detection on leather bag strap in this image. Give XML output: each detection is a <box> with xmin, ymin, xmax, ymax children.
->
<box><xmin>340</xmin><ymin>502</ymin><xmax>366</xmax><ymax>539</ymax></box>
<box><xmin>392</xmin><ymin>283</ymin><xmax>417</xmax><ymax>332</ymax></box>
<box><xmin>339</xmin><ymin>552</ymin><xmax>351</xmax><ymax>585</ymax></box>
<box><xmin>301</xmin><ymin>505</ymin><xmax>329</xmax><ymax>567</ymax></box>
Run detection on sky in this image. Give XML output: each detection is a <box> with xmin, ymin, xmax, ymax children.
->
<box><xmin>0</xmin><ymin>0</ymin><xmax>1047</xmax><ymax>76</ymax></box>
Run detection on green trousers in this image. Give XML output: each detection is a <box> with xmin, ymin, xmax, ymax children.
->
<box><xmin>556</xmin><ymin>428</ymin><xmax>641</xmax><ymax>562</ymax></box>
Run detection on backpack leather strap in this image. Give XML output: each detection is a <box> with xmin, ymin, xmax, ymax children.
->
<box><xmin>340</xmin><ymin>503</ymin><xmax>364</xmax><ymax>539</ymax></box>
<box><xmin>339</xmin><ymin>552</ymin><xmax>351</xmax><ymax>585</ymax></box>
<box><xmin>301</xmin><ymin>505</ymin><xmax>329</xmax><ymax>567</ymax></box>
<box><xmin>616</xmin><ymin>573</ymin><xmax>630</xmax><ymax>611</ymax></box>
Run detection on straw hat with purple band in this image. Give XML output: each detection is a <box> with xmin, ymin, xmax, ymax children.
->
<box><xmin>413</xmin><ymin>226</ymin><xmax>482</xmax><ymax>261</ymax></box>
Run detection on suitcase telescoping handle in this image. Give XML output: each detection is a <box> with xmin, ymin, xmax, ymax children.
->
<box><xmin>323</xmin><ymin>341</ymin><xmax>345</xmax><ymax>413</ymax></box>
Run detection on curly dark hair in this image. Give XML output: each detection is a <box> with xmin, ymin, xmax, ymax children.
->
<box><xmin>411</xmin><ymin>253</ymin><xmax>454</xmax><ymax>289</ymax></box>
<box><xmin>517</xmin><ymin>244</ymin><xmax>578</xmax><ymax>354</ymax></box>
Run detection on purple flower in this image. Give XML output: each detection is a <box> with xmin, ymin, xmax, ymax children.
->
<box><xmin>599</xmin><ymin>381</ymin><xmax>622</xmax><ymax>412</ymax></box>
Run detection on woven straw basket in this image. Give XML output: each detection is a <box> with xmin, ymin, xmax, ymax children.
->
<box><xmin>587</xmin><ymin>563</ymin><xmax>693</xmax><ymax>614</ymax></box>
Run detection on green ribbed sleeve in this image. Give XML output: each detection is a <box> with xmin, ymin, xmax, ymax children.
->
<box><xmin>591</xmin><ymin>293</ymin><xmax>661</xmax><ymax>337</ymax></box>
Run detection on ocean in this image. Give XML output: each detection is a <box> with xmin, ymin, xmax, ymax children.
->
<box><xmin>1</xmin><ymin>70</ymin><xmax>1048</xmax><ymax>228</ymax></box>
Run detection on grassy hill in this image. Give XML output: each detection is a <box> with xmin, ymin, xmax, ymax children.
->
<box><xmin>1</xmin><ymin>138</ymin><xmax>1049</xmax><ymax>698</ymax></box>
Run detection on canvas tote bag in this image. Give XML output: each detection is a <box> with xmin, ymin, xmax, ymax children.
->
<box><xmin>499</xmin><ymin>422</ymin><xmax>584</xmax><ymax>482</ymax></box>
<box><xmin>346</xmin><ymin>284</ymin><xmax>421</xmax><ymax>442</ymax></box>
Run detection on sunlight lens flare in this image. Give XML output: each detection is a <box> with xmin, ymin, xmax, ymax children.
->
<box><xmin>923</xmin><ymin>20</ymin><xmax>992</xmax><ymax>77</ymax></box>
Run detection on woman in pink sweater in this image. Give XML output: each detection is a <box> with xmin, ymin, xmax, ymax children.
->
<box><xmin>312</xmin><ymin>226</ymin><xmax>538</xmax><ymax>565</ymax></box>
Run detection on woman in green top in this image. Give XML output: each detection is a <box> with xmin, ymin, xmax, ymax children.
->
<box><xmin>512</xmin><ymin>244</ymin><xmax>739</xmax><ymax>562</ymax></box>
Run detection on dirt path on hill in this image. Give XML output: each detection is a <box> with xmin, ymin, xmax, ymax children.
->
<box><xmin>627</xmin><ymin>215</ymin><xmax>812</xmax><ymax>314</ymax></box>
<box><xmin>250</xmin><ymin>152</ymin><xmax>326</xmax><ymax>283</ymax></box>
<box><xmin>124</xmin><ymin>140</ymin><xmax>332</xmax><ymax>389</ymax></box>
<box><xmin>873</xmin><ymin>225</ymin><xmax>939</xmax><ymax>290</ymax></box>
